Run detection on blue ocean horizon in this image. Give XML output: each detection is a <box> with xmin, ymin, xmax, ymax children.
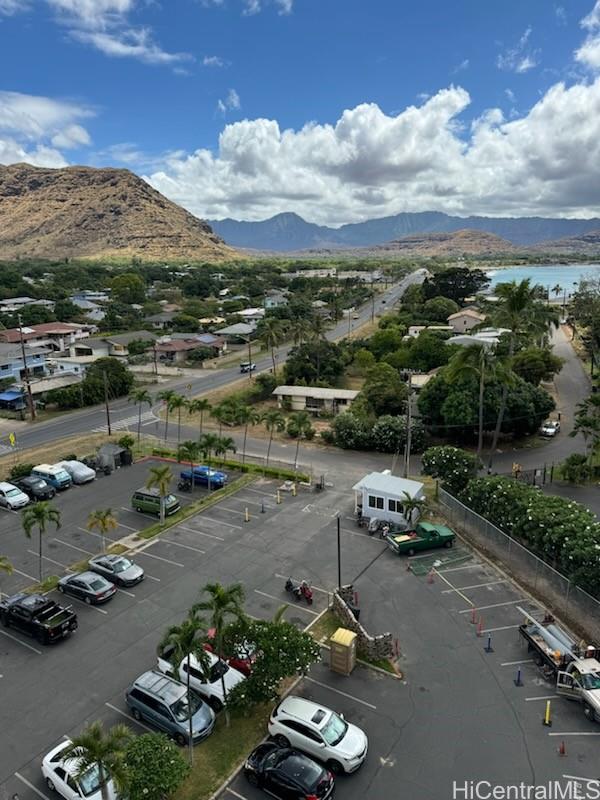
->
<box><xmin>487</xmin><ymin>263</ymin><xmax>600</xmax><ymax>292</ymax></box>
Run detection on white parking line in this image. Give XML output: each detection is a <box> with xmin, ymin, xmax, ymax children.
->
<box><xmin>195</xmin><ymin>514</ymin><xmax>242</xmax><ymax>530</ymax></box>
<box><xmin>117</xmin><ymin>522</ymin><xmax>139</xmax><ymax>532</ymax></box>
<box><xmin>135</xmin><ymin>550</ymin><xmax>184</xmax><ymax>567</ymax></box>
<box><xmin>481</xmin><ymin>624</ymin><xmax>519</xmax><ymax>633</ymax></box>
<box><xmin>501</xmin><ymin>659</ymin><xmax>534</xmax><ymax>667</ymax></box>
<box><xmin>437</xmin><ymin>564</ymin><xmax>480</xmax><ymax>573</ymax></box>
<box><xmin>340</xmin><ymin>527</ymin><xmax>387</xmax><ymax>544</ymax></box>
<box><xmin>161</xmin><ymin>539</ymin><xmax>205</xmax><ymax>555</ymax></box>
<box><xmin>15</xmin><ymin>772</ymin><xmax>51</xmax><ymax>800</ymax></box>
<box><xmin>274</xmin><ymin>573</ymin><xmax>329</xmax><ymax>595</ymax></box>
<box><xmin>104</xmin><ymin>702</ymin><xmax>155</xmax><ymax>733</ymax></box>
<box><xmin>442</xmin><ymin>579</ymin><xmax>509</xmax><ymax>593</ymax></box>
<box><xmin>58</xmin><ymin>594</ymin><xmax>108</xmax><ymax>615</ymax></box>
<box><xmin>177</xmin><ymin>525</ymin><xmax>225</xmax><ymax>541</ymax></box>
<box><xmin>54</xmin><ymin>538</ymin><xmax>94</xmax><ymax>556</ymax></box>
<box><xmin>548</xmin><ymin>732</ymin><xmax>600</xmax><ymax>737</ymax></box>
<box><xmin>116</xmin><ymin>587</ymin><xmax>136</xmax><ymax>598</ymax></box>
<box><xmin>525</xmin><ymin>696</ymin><xmax>557</xmax><ymax>701</ymax></box>
<box><xmin>120</xmin><ymin>506</ymin><xmax>157</xmax><ymax>522</ymax></box>
<box><xmin>11</xmin><ymin>566</ymin><xmax>38</xmax><ymax>582</ymax></box>
<box><xmin>254</xmin><ymin>589</ymin><xmax>318</xmax><ymax>615</ymax></box>
<box><xmin>459</xmin><ymin>600</ymin><xmax>526</xmax><ymax>614</ymax></box>
<box><xmin>432</xmin><ymin>569</ymin><xmax>473</xmax><ymax>607</ymax></box>
<box><xmin>303</xmin><ymin>676</ymin><xmax>377</xmax><ymax>710</ymax></box>
<box><xmin>145</xmin><ymin>574</ymin><xmax>161</xmax><ymax>582</ymax></box>
<box><xmin>218</xmin><ymin>507</ymin><xmax>246</xmax><ymax>516</ymax></box>
<box><xmin>226</xmin><ymin>789</ymin><xmax>249</xmax><ymax>800</ymax></box>
<box><xmin>0</xmin><ymin>629</ymin><xmax>43</xmax><ymax>654</ymax></box>
<box><xmin>27</xmin><ymin>550</ymin><xmax>69</xmax><ymax>569</ymax></box>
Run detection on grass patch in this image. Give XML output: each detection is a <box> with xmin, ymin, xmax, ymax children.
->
<box><xmin>136</xmin><ymin>474</ymin><xmax>256</xmax><ymax>540</ymax></box>
<box><xmin>175</xmin><ymin>704</ymin><xmax>271</xmax><ymax>800</ymax></box>
<box><xmin>24</xmin><ymin>575</ymin><xmax>59</xmax><ymax>594</ymax></box>
<box><xmin>107</xmin><ymin>542</ymin><xmax>129</xmax><ymax>555</ymax></box>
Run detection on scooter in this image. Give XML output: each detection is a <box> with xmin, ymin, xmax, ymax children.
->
<box><xmin>177</xmin><ymin>478</ymin><xmax>192</xmax><ymax>492</ymax></box>
<box><xmin>285</xmin><ymin>578</ymin><xmax>314</xmax><ymax>605</ymax></box>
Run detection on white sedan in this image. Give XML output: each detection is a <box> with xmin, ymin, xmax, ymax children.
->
<box><xmin>157</xmin><ymin>647</ymin><xmax>245</xmax><ymax>711</ymax></box>
<box><xmin>58</xmin><ymin>460</ymin><xmax>96</xmax><ymax>484</ymax></box>
<box><xmin>42</xmin><ymin>740</ymin><xmax>117</xmax><ymax>800</ymax></box>
<box><xmin>540</xmin><ymin>420</ymin><xmax>561</xmax><ymax>437</ymax></box>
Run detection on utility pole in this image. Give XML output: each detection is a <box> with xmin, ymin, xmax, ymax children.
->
<box><xmin>371</xmin><ymin>278</ymin><xmax>375</xmax><ymax>323</ymax></box>
<box><xmin>403</xmin><ymin>373</ymin><xmax>413</xmax><ymax>478</ymax></box>
<box><xmin>103</xmin><ymin>370</ymin><xmax>112</xmax><ymax>435</ymax></box>
<box><xmin>247</xmin><ymin>336</ymin><xmax>253</xmax><ymax>380</ymax></box>
<box><xmin>17</xmin><ymin>314</ymin><xmax>35</xmax><ymax>421</ymax></box>
<box><xmin>153</xmin><ymin>344</ymin><xmax>158</xmax><ymax>377</ymax></box>
<box><xmin>336</xmin><ymin>515</ymin><xmax>342</xmax><ymax>590</ymax></box>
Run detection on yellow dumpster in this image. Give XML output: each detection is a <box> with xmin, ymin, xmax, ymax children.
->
<box><xmin>330</xmin><ymin>627</ymin><xmax>357</xmax><ymax>675</ymax></box>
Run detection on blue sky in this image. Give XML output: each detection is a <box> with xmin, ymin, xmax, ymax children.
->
<box><xmin>2</xmin><ymin>0</ymin><xmax>600</xmax><ymax>224</ymax></box>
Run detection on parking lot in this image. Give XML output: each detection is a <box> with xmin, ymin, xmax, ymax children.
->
<box><xmin>2</xmin><ymin>469</ymin><xmax>600</xmax><ymax>800</ymax></box>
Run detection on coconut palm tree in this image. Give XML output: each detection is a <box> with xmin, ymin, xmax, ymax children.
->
<box><xmin>22</xmin><ymin>501</ymin><xmax>61</xmax><ymax>583</ymax></box>
<box><xmin>128</xmin><ymin>388</ymin><xmax>153</xmax><ymax>443</ymax></box>
<box><xmin>571</xmin><ymin>390</ymin><xmax>600</xmax><ymax>465</ymax></box>
<box><xmin>261</xmin><ymin>409</ymin><xmax>286</xmax><ymax>466</ymax></box>
<box><xmin>0</xmin><ymin>554</ymin><xmax>13</xmax><ymax>599</ymax></box>
<box><xmin>400</xmin><ymin>491</ymin><xmax>427</xmax><ymax>525</ymax></box>
<box><xmin>288</xmin><ymin>410</ymin><xmax>313</xmax><ymax>470</ymax></box>
<box><xmin>260</xmin><ymin>318</ymin><xmax>286</xmax><ymax>376</ymax></box>
<box><xmin>486</xmin><ymin>279</ymin><xmax>558</xmax><ymax>470</ymax></box>
<box><xmin>87</xmin><ymin>508</ymin><xmax>118</xmax><ymax>554</ymax></box>
<box><xmin>198</xmin><ymin>433</ymin><xmax>221</xmax><ymax>491</ymax></box>
<box><xmin>233</xmin><ymin>403</ymin><xmax>260</xmax><ymax>465</ymax></box>
<box><xmin>178</xmin><ymin>440</ymin><xmax>202</xmax><ymax>487</ymax></box>
<box><xmin>193</xmin><ymin>582</ymin><xmax>246</xmax><ymax>726</ymax></box>
<box><xmin>146</xmin><ymin>464</ymin><xmax>173</xmax><ymax>526</ymax></box>
<box><xmin>167</xmin><ymin>393</ymin><xmax>187</xmax><ymax>447</ymax></box>
<box><xmin>288</xmin><ymin>317</ymin><xmax>312</xmax><ymax>346</ymax></box>
<box><xmin>62</xmin><ymin>722</ymin><xmax>132</xmax><ymax>800</ymax></box>
<box><xmin>157</xmin><ymin>388</ymin><xmax>177</xmax><ymax>442</ymax></box>
<box><xmin>158</xmin><ymin>613</ymin><xmax>210</xmax><ymax>763</ymax></box>
<box><xmin>215</xmin><ymin>436</ymin><xmax>236</xmax><ymax>463</ymax></box>
<box><xmin>552</xmin><ymin>284</ymin><xmax>562</xmax><ymax>298</ymax></box>
<box><xmin>211</xmin><ymin>401</ymin><xmax>237</xmax><ymax>437</ymax></box>
<box><xmin>187</xmin><ymin>398</ymin><xmax>212</xmax><ymax>437</ymax></box>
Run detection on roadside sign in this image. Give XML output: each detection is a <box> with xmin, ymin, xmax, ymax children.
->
<box><xmin>9</xmin><ymin>432</ymin><xmax>16</xmax><ymax>447</ymax></box>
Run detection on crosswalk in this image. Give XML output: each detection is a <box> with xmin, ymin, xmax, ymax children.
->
<box><xmin>92</xmin><ymin>410</ymin><xmax>158</xmax><ymax>434</ymax></box>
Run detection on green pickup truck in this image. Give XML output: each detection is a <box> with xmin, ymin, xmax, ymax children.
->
<box><xmin>385</xmin><ymin>521</ymin><xmax>456</xmax><ymax>556</ymax></box>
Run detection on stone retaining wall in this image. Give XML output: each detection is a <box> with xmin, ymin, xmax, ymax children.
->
<box><xmin>332</xmin><ymin>584</ymin><xmax>393</xmax><ymax>660</ymax></box>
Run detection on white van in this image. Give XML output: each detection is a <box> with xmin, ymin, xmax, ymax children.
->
<box><xmin>31</xmin><ymin>464</ymin><xmax>72</xmax><ymax>491</ymax></box>
<box><xmin>0</xmin><ymin>481</ymin><xmax>30</xmax><ymax>509</ymax></box>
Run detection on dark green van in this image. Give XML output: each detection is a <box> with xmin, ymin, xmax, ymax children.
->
<box><xmin>132</xmin><ymin>487</ymin><xmax>180</xmax><ymax>517</ymax></box>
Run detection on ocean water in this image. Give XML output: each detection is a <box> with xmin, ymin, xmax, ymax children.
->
<box><xmin>487</xmin><ymin>263</ymin><xmax>600</xmax><ymax>291</ymax></box>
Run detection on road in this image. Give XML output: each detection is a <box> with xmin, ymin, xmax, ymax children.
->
<box><xmin>0</xmin><ymin>269</ymin><xmax>428</xmax><ymax>454</ymax></box>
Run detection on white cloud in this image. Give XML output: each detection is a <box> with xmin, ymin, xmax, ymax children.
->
<box><xmin>243</xmin><ymin>0</ymin><xmax>261</xmax><ymax>14</ymax></box>
<box><xmin>576</xmin><ymin>2</ymin><xmax>600</xmax><ymax>69</ymax></box>
<box><xmin>144</xmin><ymin>78</ymin><xmax>600</xmax><ymax>224</ymax></box>
<box><xmin>203</xmin><ymin>0</ymin><xmax>292</xmax><ymax>14</ymax></box>
<box><xmin>0</xmin><ymin>0</ymin><xmax>29</xmax><ymax>14</ymax></box>
<box><xmin>453</xmin><ymin>58</ymin><xmax>469</xmax><ymax>73</ymax></box>
<box><xmin>72</xmin><ymin>28</ymin><xmax>191</xmax><ymax>64</ymax></box>
<box><xmin>504</xmin><ymin>88</ymin><xmax>516</xmax><ymax>103</ymax></box>
<box><xmin>217</xmin><ymin>88</ymin><xmax>241</xmax><ymax>114</ymax></box>
<box><xmin>275</xmin><ymin>0</ymin><xmax>293</xmax><ymax>13</ymax></box>
<box><xmin>555</xmin><ymin>5</ymin><xmax>567</xmax><ymax>24</ymax></box>
<box><xmin>497</xmin><ymin>27</ymin><xmax>540</xmax><ymax>73</ymax></box>
<box><xmin>581</xmin><ymin>0</ymin><xmax>600</xmax><ymax>30</ymax></box>
<box><xmin>0</xmin><ymin>91</ymin><xmax>93</xmax><ymax>167</ymax></box>
<box><xmin>203</xmin><ymin>55</ymin><xmax>227</xmax><ymax>67</ymax></box>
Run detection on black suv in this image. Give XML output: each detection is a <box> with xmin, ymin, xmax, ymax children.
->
<box><xmin>15</xmin><ymin>476</ymin><xmax>56</xmax><ymax>501</ymax></box>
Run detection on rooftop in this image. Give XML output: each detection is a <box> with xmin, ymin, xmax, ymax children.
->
<box><xmin>0</xmin><ymin>322</ymin><xmax>86</xmax><ymax>343</ymax></box>
<box><xmin>352</xmin><ymin>471</ymin><xmax>425</xmax><ymax>499</ymax></box>
<box><xmin>273</xmin><ymin>385</ymin><xmax>359</xmax><ymax>400</ymax></box>
<box><xmin>447</xmin><ymin>309</ymin><xmax>486</xmax><ymax>321</ymax></box>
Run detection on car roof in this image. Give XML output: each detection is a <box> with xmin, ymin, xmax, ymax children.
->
<box><xmin>134</xmin><ymin>670</ymin><xmax>186</xmax><ymax>702</ymax></box>
<box><xmin>0</xmin><ymin>481</ymin><xmax>19</xmax><ymax>490</ymax></box>
<box><xmin>70</xmin><ymin>571</ymin><xmax>106</xmax><ymax>582</ymax></box>
<box><xmin>278</xmin><ymin>695</ymin><xmax>331</xmax><ymax>728</ymax></box>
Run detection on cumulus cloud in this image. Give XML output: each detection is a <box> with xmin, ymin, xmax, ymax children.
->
<box><xmin>497</xmin><ymin>27</ymin><xmax>539</xmax><ymax>73</ymax></box>
<box><xmin>0</xmin><ymin>0</ymin><xmax>29</xmax><ymax>14</ymax></box>
<box><xmin>144</xmin><ymin>78</ymin><xmax>600</xmax><ymax>224</ymax></box>
<box><xmin>217</xmin><ymin>88</ymin><xmax>241</xmax><ymax>114</ymax></box>
<box><xmin>203</xmin><ymin>55</ymin><xmax>227</xmax><ymax>67</ymax></box>
<box><xmin>453</xmin><ymin>58</ymin><xmax>469</xmax><ymax>73</ymax></box>
<box><xmin>203</xmin><ymin>0</ymin><xmax>292</xmax><ymax>14</ymax></box>
<box><xmin>576</xmin><ymin>1</ymin><xmax>600</xmax><ymax>69</ymax></box>
<box><xmin>0</xmin><ymin>90</ymin><xmax>93</xmax><ymax>167</ymax></box>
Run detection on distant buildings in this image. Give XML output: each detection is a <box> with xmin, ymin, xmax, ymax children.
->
<box><xmin>0</xmin><ymin>297</ymin><xmax>55</xmax><ymax>313</ymax></box>
<box><xmin>0</xmin><ymin>322</ymin><xmax>91</xmax><ymax>353</ymax></box>
<box><xmin>447</xmin><ymin>309</ymin><xmax>487</xmax><ymax>333</ymax></box>
<box><xmin>273</xmin><ymin>385</ymin><xmax>358</xmax><ymax>415</ymax></box>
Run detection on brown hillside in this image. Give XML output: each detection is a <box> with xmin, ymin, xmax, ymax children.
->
<box><xmin>373</xmin><ymin>228</ymin><xmax>516</xmax><ymax>256</ymax></box>
<box><xmin>0</xmin><ymin>163</ymin><xmax>236</xmax><ymax>262</ymax></box>
<box><xmin>533</xmin><ymin>230</ymin><xmax>600</xmax><ymax>255</ymax></box>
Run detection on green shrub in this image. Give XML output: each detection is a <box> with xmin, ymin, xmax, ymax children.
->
<box><xmin>371</xmin><ymin>414</ymin><xmax>427</xmax><ymax>454</ymax></box>
<box><xmin>560</xmin><ymin>453</ymin><xmax>592</xmax><ymax>484</ymax></box>
<box><xmin>331</xmin><ymin>412</ymin><xmax>373</xmax><ymax>450</ymax></box>
<box><xmin>9</xmin><ymin>462</ymin><xmax>34</xmax><ymax>480</ymax></box>
<box><xmin>421</xmin><ymin>446</ymin><xmax>479</xmax><ymax>494</ymax></box>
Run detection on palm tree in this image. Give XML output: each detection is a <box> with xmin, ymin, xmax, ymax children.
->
<box><xmin>288</xmin><ymin>410</ymin><xmax>313</xmax><ymax>470</ymax></box>
<box><xmin>215</xmin><ymin>435</ymin><xmax>236</xmax><ymax>463</ymax></box>
<box><xmin>308</xmin><ymin>315</ymin><xmax>331</xmax><ymax>381</ymax></box>
<box><xmin>552</xmin><ymin>283</ymin><xmax>562</xmax><ymax>298</ymax></box>
<box><xmin>261</xmin><ymin>409</ymin><xmax>286</xmax><ymax>466</ymax></box>
<box><xmin>193</xmin><ymin>582</ymin><xmax>246</xmax><ymax>726</ymax></box>
<box><xmin>22</xmin><ymin>501</ymin><xmax>61</xmax><ymax>583</ymax></box>
<box><xmin>211</xmin><ymin>401</ymin><xmax>237</xmax><ymax>437</ymax></box>
<box><xmin>260</xmin><ymin>318</ymin><xmax>286</xmax><ymax>376</ymax></box>
<box><xmin>400</xmin><ymin>491</ymin><xmax>427</xmax><ymax>525</ymax></box>
<box><xmin>157</xmin><ymin>388</ymin><xmax>177</xmax><ymax>442</ymax></box>
<box><xmin>199</xmin><ymin>433</ymin><xmax>221</xmax><ymax>491</ymax></box>
<box><xmin>167</xmin><ymin>393</ymin><xmax>187</xmax><ymax>446</ymax></box>
<box><xmin>187</xmin><ymin>398</ymin><xmax>212</xmax><ymax>437</ymax></box>
<box><xmin>87</xmin><ymin>508</ymin><xmax>118</xmax><ymax>554</ymax></box>
<box><xmin>62</xmin><ymin>722</ymin><xmax>132</xmax><ymax>800</ymax></box>
<box><xmin>0</xmin><ymin>554</ymin><xmax>13</xmax><ymax>599</ymax></box>
<box><xmin>178</xmin><ymin>440</ymin><xmax>201</xmax><ymax>487</ymax></box>
<box><xmin>146</xmin><ymin>464</ymin><xmax>173</xmax><ymax>526</ymax></box>
<box><xmin>128</xmin><ymin>388</ymin><xmax>153</xmax><ymax>443</ymax></box>
<box><xmin>288</xmin><ymin>317</ymin><xmax>312</xmax><ymax>346</ymax></box>
<box><xmin>158</xmin><ymin>614</ymin><xmax>210</xmax><ymax>763</ymax></box>
<box><xmin>235</xmin><ymin>404</ymin><xmax>260</xmax><ymax>465</ymax></box>
<box><xmin>571</xmin><ymin>391</ymin><xmax>600</xmax><ymax>465</ymax></box>
<box><xmin>486</xmin><ymin>279</ymin><xmax>558</xmax><ymax>470</ymax></box>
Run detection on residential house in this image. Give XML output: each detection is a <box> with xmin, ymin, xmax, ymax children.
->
<box><xmin>71</xmin><ymin>331</ymin><xmax>157</xmax><ymax>359</ymax></box>
<box><xmin>273</xmin><ymin>385</ymin><xmax>358</xmax><ymax>416</ymax></box>
<box><xmin>407</xmin><ymin>325</ymin><xmax>453</xmax><ymax>338</ymax></box>
<box><xmin>52</xmin><ymin>356</ymin><xmax>96</xmax><ymax>377</ymax></box>
<box><xmin>199</xmin><ymin>316</ymin><xmax>226</xmax><ymax>327</ymax></box>
<box><xmin>447</xmin><ymin>328</ymin><xmax>511</xmax><ymax>349</ymax></box>
<box><xmin>0</xmin><ymin>342</ymin><xmax>47</xmax><ymax>383</ymax></box>
<box><xmin>216</xmin><ymin>322</ymin><xmax>256</xmax><ymax>342</ymax></box>
<box><xmin>145</xmin><ymin>311</ymin><xmax>177</xmax><ymax>330</ymax></box>
<box><xmin>237</xmin><ymin>307</ymin><xmax>265</xmax><ymax>325</ymax></box>
<box><xmin>71</xmin><ymin>289</ymin><xmax>111</xmax><ymax>304</ymax></box>
<box><xmin>352</xmin><ymin>471</ymin><xmax>426</xmax><ymax>527</ymax></box>
<box><xmin>0</xmin><ymin>297</ymin><xmax>55</xmax><ymax>313</ymax></box>
<box><xmin>264</xmin><ymin>290</ymin><xmax>288</xmax><ymax>310</ymax></box>
<box><xmin>447</xmin><ymin>309</ymin><xmax>487</xmax><ymax>333</ymax></box>
<box><xmin>284</xmin><ymin>268</ymin><xmax>337</xmax><ymax>279</ymax></box>
<box><xmin>168</xmin><ymin>333</ymin><xmax>227</xmax><ymax>356</ymax></box>
<box><xmin>71</xmin><ymin>299</ymin><xmax>105</xmax><ymax>322</ymax></box>
<box><xmin>0</xmin><ymin>322</ymin><xmax>91</xmax><ymax>354</ymax></box>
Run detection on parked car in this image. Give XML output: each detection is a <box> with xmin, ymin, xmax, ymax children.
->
<box><xmin>244</xmin><ymin>742</ymin><xmax>334</xmax><ymax>800</ymax></box>
<box><xmin>0</xmin><ymin>481</ymin><xmax>30</xmax><ymax>509</ymax></box>
<box><xmin>15</xmin><ymin>475</ymin><xmax>56</xmax><ymax>501</ymax></box>
<box><xmin>125</xmin><ymin>669</ymin><xmax>215</xmax><ymax>745</ymax></box>
<box><xmin>385</xmin><ymin>521</ymin><xmax>456</xmax><ymax>557</ymax></box>
<box><xmin>157</xmin><ymin>646</ymin><xmax>245</xmax><ymax>711</ymax></box>
<box><xmin>179</xmin><ymin>465</ymin><xmax>228</xmax><ymax>489</ymax></box>
<box><xmin>58</xmin><ymin>571</ymin><xmax>117</xmax><ymax>604</ymax></box>
<box><xmin>269</xmin><ymin>695</ymin><xmax>368</xmax><ymax>774</ymax></box>
<box><xmin>540</xmin><ymin>419</ymin><xmax>561</xmax><ymax>437</ymax></box>
<box><xmin>131</xmin><ymin>487</ymin><xmax>180</xmax><ymax>516</ymax></box>
<box><xmin>58</xmin><ymin>460</ymin><xmax>96</xmax><ymax>484</ymax></box>
<box><xmin>240</xmin><ymin>362</ymin><xmax>256</xmax><ymax>373</ymax></box>
<box><xmin>31</xmin><ymin>463</ymin><xmax>72</xmax><ymax>490</ymax></box>
<box><xmin>0</xmin><ymin>593</ymin><xmax>77</xmax><ymax>644</ymax></box>
<box><xmin>42</xmin><ymin>739</ymin><xmax>117</xmax><ymax>800</ymax></box>
<box><xmin>205</xmin><ymin>627</ymin><xmax>256</xmax><ymax>676</ymax></box>
<box><xmin>88</xmin><ymin>554</ymin><xmax>144</xmax><ymax>587</ymax></box>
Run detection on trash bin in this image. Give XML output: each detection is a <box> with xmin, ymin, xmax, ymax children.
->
<box><xmin>330</xmin><ymin>628</ymin><xmax>357</xmax><ymax>676</ymax></box>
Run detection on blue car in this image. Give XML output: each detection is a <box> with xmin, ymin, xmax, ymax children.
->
<box><xmin>180</xmin><ymin>465</ymin><xmax>228</xmax><ymax>489</ymax></box>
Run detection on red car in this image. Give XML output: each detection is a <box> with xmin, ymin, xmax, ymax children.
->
<box><xmin>204</xmin><ymin>627</ymin><xmax>256</xmax><ymax>677</ymax></box>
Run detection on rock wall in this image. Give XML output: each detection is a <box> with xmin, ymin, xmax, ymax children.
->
<box><xmin>332</xmin><ymin>584</ymin><xmax>393</xmax><ymax>660</ymax></box>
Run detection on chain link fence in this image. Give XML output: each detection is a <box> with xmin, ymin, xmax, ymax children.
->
<box><xmin>438</xmin><ymin>487</ymin><xmax>600</xmax><ymax>642</ymax></box>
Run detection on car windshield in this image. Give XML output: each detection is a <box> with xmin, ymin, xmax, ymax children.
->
<box><xmin>77</xmin><ymin>765</ymin><xmax>103</xmax><ymax>798</ymax></box>
<box><xmin>170</xmin><ymin>691</ymin><xmax>203</xmax><ymax>722</ymax></box>
<box><xmin>209</xmin><ymin>660</ymin><xmax>229</xmax><ymax>683</ymax></box>
<box><xmin>281</xmin><ymin>754</ymin><xmax>322</xmax><ymax>789</ymax></box>
<box><xmin>166</xmin><ymin>494</ymin><xmax>177</xmax><ymax>504</ymax></box>
<box><xmin>111</xmin><ymin>559</ymin><xmax>132</xmax><ymax>573</ymax></box>
<box><xmin>321</xmin><ymin>712</ymin><xmax>348</xmax><ymax>746</ymax></box>
<box><xmin>581</xmin><ymin>673</ymin><xmax>600</xmax><ymax>690</ymax></box>
<box><xmin>31</xmin><ymin>479</ymin><xmax>47</xmax><ymax>489</ymax></box>
<box><xmin>6</xmin><ymin>488</ymin><xmax>21</xmax><ymax>497</ymax></box>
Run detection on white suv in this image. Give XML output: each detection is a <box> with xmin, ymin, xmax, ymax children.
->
<box><xmin>268</xmin><ymin>695</ymin><xmax>368</xmax><ymax>774</ymax></box>
<box><xmin>157</xmin><ymin>647</ymin><xmax>245</xmax><ymax>711</ymax></box>
<box><xmin>0</xmin><ymin>481</ymin><xmax>29</xmax><ymax>510</ymax></box>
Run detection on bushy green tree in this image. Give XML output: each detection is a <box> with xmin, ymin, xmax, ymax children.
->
<box><xmin>422</xmin><ymin>295</ymin><xmax>460</xmax><ymax>322</ymax></box>
<box><xmin>422</xmin><ymin>267</ymin><xmax>489</xmax><ymax>304</ymax></box>
<box><xmin>371</xmin><ymin>415</ymin><xmax>426</xmax><ymax>453</ymax></box>
<box><xmin>331</xmin><ymin>413</ymin><xmax>373</xmax><ymax>450</ymax></box>
<box><xmin>511</xmin><ymin>347</ymin><xmax>563</xmax><ymax>385</ymax></box>
<box><xmin>284</xmin><ymin>340</ymin><xmax>345</xmax><ymax>386</ymax></box>
<box><xmin>124</xmin><ymin>734</ymin><xmax>189</xmax><ymax>800</ymax></box>
<box><xmin>421</xmin><ymin>445</ymin><xmax>479</xmax><ymax>495</ymax></box>
<box><xmin>358</xmin><ymin>363</ymin><xmax>407</xmax><ymax>416</ymax></box>
<box><xmin>111</xmin><ymin>272</ymin><xmax>146</xmax><ymax>304</ymax></box>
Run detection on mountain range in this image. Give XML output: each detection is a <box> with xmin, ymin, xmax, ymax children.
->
<box><xmin>208</xmin><ymin>211</ymin><xmax>600</xmax><ymax>252</ymax></box>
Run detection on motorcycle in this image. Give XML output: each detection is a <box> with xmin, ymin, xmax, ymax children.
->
<box><xmin>177</xmin><ymin>478</ymin><xmax>192</xmax><ymax>492</ymax></box>
<box><xmin>285</xmin><ymin>577</ymin><xmax>313</xmax><ymax>605</ymax></box>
